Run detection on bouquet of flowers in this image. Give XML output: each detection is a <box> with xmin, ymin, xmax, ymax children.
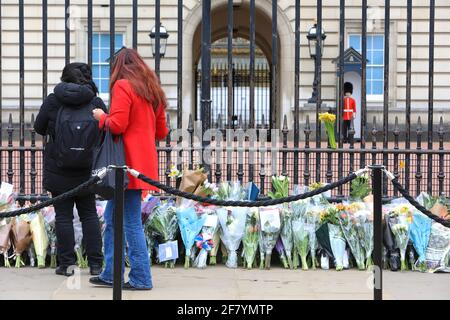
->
<box><xmin>149</xmin><ymin>199</ymin><xmax>178</xmax><ymax>268</ymax></box>
<box><xmin>409</xmin><ymin>212</ymin><xmax>432</xmax><ymax>272</ymax></box>
<box><xmin>215</xmin><ymin>181</ymin><xmax>248</xmax><ymax>268</ymax></box>
<box><xmin>350</xmin><ymin>173</ymin><xmax>371</xmax><ymax>200</ymax></box>
<box><xmin>42</xmin><ymin>207</ymin><xmax>57</xmax><ymax>268</ymax></box>
<box><xmin>320</xmin><ymin>206</ymin><xmax>346</xmax><ymax>271</ymax></box>
<box><xmin>309</xmin><ymin>182</ymin><xmax>331</xmax><ymax>206</ymax></box>
<box><xmin>141</xmin><ymin>197</ymin><xmax>159</xmax><ymax>225</ymax></box>
<box><xmin>305</xmin><ymin>203</ymin><xmax>322</xmax><ymax>269</ymax></box>
<box><xmin>279</xmin><ymin>207</ymin><xmax>294</xmax><ymax>269</ymax></box>
<box><xmin>292</xmin><ymin>200</ymin><xmax>310</xmax><ymax>270</ymax></box>
<box><xmin>275</xmin><ymin>238</ymin><xmax>289</xmax><ymax>269</ymax></box>
<box><xmin>424</xmin><ymin>222</ymin><xmax>450</xmax><ymax>273</ymax></box>
<box><xmin>73</xmin><ymin>207</ymin><xmax>88</xmax><ymax>269</ymax></box>
<box><xmin>318</xmin><ymin>112</ymin><xmax>337</xmax><ymax>149</ymax></box>
<box><xmin>29</xmin><ymin>212</ymin><xmax>49</xmax><ymax>268</ymax></box>
<box><xmin>0</xmin><ymin>218</ymin><xmax>13</xmax><ymax>267</ymax></box>
<box><xmin>176</xmin><ymin>200</ymin><xmax>206</xmax><ymax>268</ymax></box>
<box><xmin>259</xmin><ymin>207</ymin><xmax>281</xmax><ymax>269</ymax></box>
<box><xmin>0</xmin><ymin>182</ymin><xmax>15</xmax><ymax>213</ymax></box>
<box><xmin>268</xmin><ymin>175</ymin><xmax>292</xmax><ymax>268</ymax></box>
<box><xmin>242</xmin><ymin>208</ymin><xmax>260</xmax><ymax>269</ymax></box>
<box><xmin>11</xmin><ymin>215</ymin><xmax>32</xmax><ymax>268</ymax></box>
<box><xmin>353</xmin><ymin>208</ymin><xmax>374</xmax><ymax>269</ymax></box>
<box><xmin>388</xmin><ymin>205</ymin><xmax>412</xmax><ymax>271</ymax></box>
<box><xmin>193</xmin><ymin>205</ymin><xmax>218</xmax><ymax>269</ymax></box>
<box><xmin>338</xmin><ymin>204</ymin><xmax>366</xmax><ymax>270</ymax></box>
<box><xmin>217</xmin><ymin>206</ymin><xmax>247</xmax><ymax>268</ymax></box>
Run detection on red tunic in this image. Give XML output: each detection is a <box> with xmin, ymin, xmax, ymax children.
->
<box><xmin>99</xmin><ymin>79</ymin><xmax>169</xmax><ymax>191</ymax></box>
<box><xmin>343</xmin><ymin>96</ymin><xmax>356</xmax><ymax>121</ymax></box>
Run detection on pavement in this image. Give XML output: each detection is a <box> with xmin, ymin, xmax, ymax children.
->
<box><xmin>0</xmin><ymin>266</ymin><xmax>449</xmax><ymax>300</ymax></box>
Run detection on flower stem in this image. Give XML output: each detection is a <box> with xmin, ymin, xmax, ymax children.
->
<box><xmin>366</xmin><ymin>256</ymin><xmax>373</xmax><ymax>269</ymax></box>
<box><xmin>209</xmin><ymin>255</ymin><xmax>217</xmax><ymax>265</ymax></box>
<box><xmin>184</xmin><ymin>256</ymin><xmax>190</xmax><ymax>269</ymax></box>
<box><xmin>265</xmin><ymin>254</ymin><xmax>271</xmax><ymax>270</ymax></box>
<box><xmin>37</xmin><ymin>255</ymin><xmax>46</xmax><ymax>268</ymax></box>
<box><xmin>4</xmin><ymin>256</ymin><xmax>10</xmax><ymax>268</ymax></box>
<box><xmin>301</xmin><ymin>255</ymin><xmax>309</xmax><ymax>271</ymax></box>
<box><xmin>287</xmin><ymin>255</ymin><xmax>293</xmax><ymax>269</ymax></box>
<box><xmin>15</xmin><ymin>255</ymin><xmax>24</xmax><ymax>268</ymax></box>
<box><xmin>400</xmin><ymin>259</ymin><xmax>407</xmax><ymax>272</ymax></box>
<box><xmin>50</xmin><ymin>254</ymin><xmax>57</xmax><ymax>268</ymax></box>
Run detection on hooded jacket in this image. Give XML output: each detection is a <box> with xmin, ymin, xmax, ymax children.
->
<box><xmin>34</xmin><ymin>82</ymin><xmax>107</xmax><ymax>194</ymax></box>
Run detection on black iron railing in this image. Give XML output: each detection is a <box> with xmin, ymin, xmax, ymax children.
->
<box><xmin>0</xmin><ymin>1</ymin><xmax>447</xmax><ymax>202</ymax></box>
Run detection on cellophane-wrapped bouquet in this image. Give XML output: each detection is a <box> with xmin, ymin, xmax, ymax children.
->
<box><xmin>388</xmin><ymin>204</ymin><xmax>413</xmax><ymax>271</ymax></box>
<box><xmin>193</xmin><ymin>204</ymin><xmax>218</xmax><ymax>269</ymax></box>
<box><xmin>176</xmin><ymin>199</ymin><xmax>206</xmax><ymax>268</ymax></box>
<box><xmin>0</xmin><ymin>182</ymin><xmax>16</xmax><ymax>267</ymax></box>
<box><xmin>216</xmin><ymin>181</ymin><xmax>248</xmax><ymax>268</ymax></box>
<box><xmin>291</xmin><ymin>199</ymin><xmax>310</xmax><ymax>270</ymax></box>
<box><xmin>29</xmin><ymin>212</ymin><xmax>49</xmax><ymax>268</ymax></box>
<box><xmin>242</xmin><ymin>208</ymin><xmax>260</xmax><ymax>269</ymax></box>
<box><xmin>42</xmin><ymin>207</ymin><xmax>57</xmax><ymax>268</ymax></box>
<box><xmin>72</xmin><ymin>207</ymin><xmax>88</xmax><ymax>269</ymax></box>
<box><xmin>319</xmin><ymin>206</ymin><xmax>346</xmax><ymax>271</ymax></box>
<box><xmin>10</xmin><ymin>215</ymin><xmax>32</xmax><ymax>268</ymax></box>
<box><xmin>259</xmin><ymin>206</ymin><xmax>281</xmax><ymax>269</ymax></box>
<box><xmin>338</xmin><ymin>202</ymin><xmax>366</xmax><ymax>270</ymax></box>
<box><xmin>149</xmin><ymin>199</ymin><xmax>178</xmax><ymax>267</ymax></box>
<box><xmin>209</xmin><ymin>182</ymin><xmax>231</xmax><ymax>265</ymax></box>
<box><xmin>305</xmin><ymin>202</ymin><xmax>322</xmax><ymax>269</ymax></box>
<box><xmin>267</xmin><ymin>175</ymin><xmax>291</xmax><ymax>269</ymax></box>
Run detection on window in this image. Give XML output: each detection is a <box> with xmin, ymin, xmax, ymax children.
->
<box><xmin>349</xmin><ymin>34</ymin><xmax>384</xmax><ymax>96</ymax></box>
<box><xmin>92</xmin><ymin>33</ymin><xmax>124</xmax><ymax>95</ymax></box>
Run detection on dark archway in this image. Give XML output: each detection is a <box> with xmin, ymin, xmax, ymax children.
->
<box><xmin>192</xmin><ymin>2</ymin><xmax>280</xmax><ymax>129</ymax></box>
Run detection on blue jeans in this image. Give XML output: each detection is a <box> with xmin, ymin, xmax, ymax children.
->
<box><xmin>99</xmin><ymin>190</ymin><xmax>152</xmax><ymax>289</ymax></box>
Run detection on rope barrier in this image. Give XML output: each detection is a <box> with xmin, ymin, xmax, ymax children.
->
<box><xmin>128</xmin><ymin>167</ymin><xmax>367</xmax><ymax>207</ymax></box>
<box><xmin>0</xmin><ymin>164</ymin><xmax>448</xmax><ymax>229</ymax></box>
<box><xmin>0</xmin><ymin>170</ymin><xmax>106</xmax><ymax>218</ymax></box>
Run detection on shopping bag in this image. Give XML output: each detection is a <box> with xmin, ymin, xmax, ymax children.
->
<box><xmin>90</xmin><ymin>129</ymin><xmax>128</xmax><ymax>200</ymax></box>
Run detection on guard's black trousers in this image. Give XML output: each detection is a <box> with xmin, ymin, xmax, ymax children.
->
<box><xmin>343</xmin><ymin>120</ymin><xmax>351</xmax><ymax>142</ymax></box>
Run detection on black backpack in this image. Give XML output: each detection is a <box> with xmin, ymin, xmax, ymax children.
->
<box><xmin>54</xmin><ymin>101</ymin><xmax>101</xmax><ymax>170</ymax></box>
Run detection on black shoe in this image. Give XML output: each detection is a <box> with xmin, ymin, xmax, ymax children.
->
<box><xmin>122</xmin><ymin>282</ymin><xmax>152</xmax><ymax>291</ymax></box>
<box><xmin>90</xmin><ymin>265</ymin><xmax>102</xmax><ymax>276</ymax></box>
<box><xmin>55</xmin><ymin>266</ymin><xmax>74</xmax><ymax>277</ymax></box>
<box><xmin>89</xmin><ymin>276</ymin><xmax>113</xmax><ymax>287</ymax></box>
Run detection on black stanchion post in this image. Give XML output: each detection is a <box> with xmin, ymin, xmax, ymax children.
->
<box><xmin>113</xmin><ymin>166</ymin><xmax>126</xmax><ymax>301</ymax></box>
<box><xmin>370</xmin><ymin>164</ymin><xmax>383</xmax><ymax>300</ymax></box>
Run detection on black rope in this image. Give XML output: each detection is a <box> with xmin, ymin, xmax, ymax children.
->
<box><xmin>391</xmin><ymin>178</ymin><xmax>450</xmax><ymax>228</ymax></box>
<box><xmin>135</xmin><ymin>172</ymin><xmax>358</xmax><ymax>207</ymax></box>
<box><xmin>0</xmin><ymin>175</ymin><xmax>101</xmax><ymax>218</ymax></box>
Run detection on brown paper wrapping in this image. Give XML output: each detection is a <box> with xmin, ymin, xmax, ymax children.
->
<box><xmin>11</xmin><ymin>218</ymin><xmax>32</xmax><ymax>255</ymax></box>
<box><xmin>177</xmin><ymin>169</ymin><xmax>208</xmax><ymax>205</ymax></box>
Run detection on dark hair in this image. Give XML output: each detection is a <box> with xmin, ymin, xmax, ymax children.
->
<box><xmin>61</xmin><ymin>62</ymin><xmax>98</xmax><ymax>94</ymax></box>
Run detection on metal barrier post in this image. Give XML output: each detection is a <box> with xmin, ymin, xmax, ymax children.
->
<box><xmin>370</xmin><ymin>164</ymin><xmax>383</xmax><ymax>300</ymax></box>
<box><xmin>113</xmin><ymin>166</ymin><xmax>126</xmax><ymax>301</ymax></box>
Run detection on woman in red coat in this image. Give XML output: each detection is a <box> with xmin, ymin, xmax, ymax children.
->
<box><xmin>90</xmin><ymin>48</ymin><xmax>168</xmax><ymax>290</ymax></box>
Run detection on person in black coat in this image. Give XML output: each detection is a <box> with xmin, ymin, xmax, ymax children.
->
<box><xmin>34</xmin><ymin>63</ymin><xmax>107</xmax><ymax>276</ymax></box>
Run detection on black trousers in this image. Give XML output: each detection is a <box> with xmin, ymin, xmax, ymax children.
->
<box><xmin>343</xmin><ymin>120</ymin><xmax>351</xmax><ymax>142</ymax></box>
<box><xmin>52</xmin><ymin>192</ymin><xmax>103</xmax><ymax>267</ymax></box>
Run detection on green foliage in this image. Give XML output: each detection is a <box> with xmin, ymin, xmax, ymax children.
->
<box><xmin>350</xmin><ymin>174</ymin><xmax>371</xmax><ymax>200</ymax></box>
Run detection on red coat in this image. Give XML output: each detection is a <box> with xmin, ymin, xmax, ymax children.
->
<box><xmin>343</xmin><ymin>96</ymin><xmax>356</xmax><ymax>121</ymax></box>
<box><xmin>99</xmin><ymin>79</ymin><xmax>169</xmax><ymax>191</ymax></box>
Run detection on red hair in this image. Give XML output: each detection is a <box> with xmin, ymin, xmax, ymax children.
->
<box><xmin>110</xmin><ymin>48</ymin><xmax>167</xmax><ymax>111</ymax></box>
